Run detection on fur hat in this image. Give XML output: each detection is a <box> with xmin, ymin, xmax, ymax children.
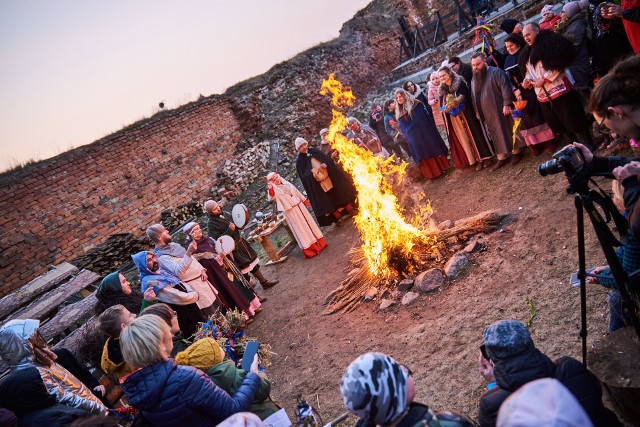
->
<box><xmin>541</xmin><ymin>4</ymin><xmax>554</xmax><ymax>16</ymax></box>
<box><xmin>483</xmin><ymin>320</ymin><xmax>533</xmax><ymax>360</ymax></box>
<box><xmin>497</xmin><ymin>378</ymin><xmax>594</xmax><ymax>427</ymax></box>
<box><xmin>203</xmin><ymin>200</ymin><xmax>218</xmax><ymax>214</ymax></box>
<box><xmin>563</xmin><ymin>1</ymin><xmax>583</xmax><ymax>18</ymax></box>
<box><xmin>182</xmin><ymin>221</ymin><xmax>197</xmax><ymax>235</ymax></box>
<box><xmin>175</xmin><ymin>337</ymin><xmax>224</xmax><ymax>371</ymax></box>
<box><xmin>340</xmin><ymin>352</ymin><xmax>410</xmax><ymax>425</ymax></box>
<box><xmin>295</xmin><ymin>137</ymin><xmax>308</xmax><ymax>150</ymax></box>
<box><xmin>500</xmin><ymin>18</ymin><xmax>519</xmax><ymax>34</ymax></box>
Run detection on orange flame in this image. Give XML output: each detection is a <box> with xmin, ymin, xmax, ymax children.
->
<box><xmin>320</xmin><ymin>74</ymin><xmax>436</xmax><ymax>278</ymax></box>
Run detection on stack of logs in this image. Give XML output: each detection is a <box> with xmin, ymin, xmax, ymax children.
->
<box><xmin>71</xmin><ymin>233</ymin><xmax>150</xmax><ymax>277</ymax></box>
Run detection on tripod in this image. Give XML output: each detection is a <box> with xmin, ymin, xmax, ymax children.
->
<box><xmin>570</xmin><ymin>178</ymin><xmax>640</xmax><ymax>367</ymax></box>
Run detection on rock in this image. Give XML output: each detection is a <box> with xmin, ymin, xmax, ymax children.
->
<box><xmin>390</xmin><ymin>290</ymin><xmax>401</xmax><ymax>299</ymax></box>
<box><xmin>438</xmin><ymin>220</ymin><xmax>454</xmax><ymax>230</ymax></box>
<box><xmin>415</xmin><ymin>268</ymin><xmax>445</xmax><ymax>293</ymax></box>
<box><xmin>463</xmin><ymin>238</ymin><xmax>481</xmax><ymax>253</ymax></box>
<box><xmin>397</xmin><ymin>279</ymin><xmax>414</xmax><ymax>292</ymax></box>
<box><xmin>363</xmin><ymin>287</ymin><xmax>377</xmax><ymax>301</ymax></box>
<box><xmin>401</xmin><ymin>292</ymin><xmax>419</xmax><ymax>306</ymax></box>
<box><xmin>445</xmin><ymin>253</ymin><xmax>469</xmax><ymax>278</ymax></box>
<box><xmin>380</xmin><ymin>299</ymin><xmax>396</xmax><ymax>310</ymax></box>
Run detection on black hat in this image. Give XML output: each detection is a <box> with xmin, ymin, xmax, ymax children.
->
<box><xmin>500</xmin><ymin>18</ymin><xmax>519</xmax><ymax>34</ymax></box>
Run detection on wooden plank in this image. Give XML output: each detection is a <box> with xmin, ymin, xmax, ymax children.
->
<box><xmin>39</xmin><ymin>292</ymin><xmax>98</xmax><ymax>342</ymax></box>
<box><xmin>0</xmin><ymin>262</ymin><xmax>78</xmax><ymax>320</ymax></box>
<box><xmin>3</xmin><ymin>269</ymin><xmax>99</xmax><ymax>325</ymax></box>
<box><xmin>53</xmin><ymin>317</ymin><xmax>97</xmax><ymax>353</ymax></box>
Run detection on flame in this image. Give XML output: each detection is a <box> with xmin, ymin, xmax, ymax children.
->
<box><xmin>319</xmin><ymin>74</ymin><xmax>436</xmax><ymax>278</ymax></box>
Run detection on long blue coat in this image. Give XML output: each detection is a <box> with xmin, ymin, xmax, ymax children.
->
<box><xmin>121</xmin><ymin>359</ymin><xmax>260</xmax><ymax>427</ymax></box>
<box><xmin>398</xmin><ymin>103</ymin><xmax>448</xmax><ymax>163</ymax></box>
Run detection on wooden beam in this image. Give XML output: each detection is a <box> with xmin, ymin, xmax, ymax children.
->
<box><xmin>39</xmin><ymin>292</ymin><xmax>98</xmax><ymax>342</ymax></box>
<box><xmin>0</xmin><ymin>262</ymin><xmax>78</xmax><ymax>321</ymax></box>
<box><xmin>2</xmin><ymin>269</ymin><xmax>99</xmax><ymax>326</ymax></box>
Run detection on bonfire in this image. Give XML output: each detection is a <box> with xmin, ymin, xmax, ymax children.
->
<box><xmin>320</xmin><ymin>75</ymin><xmax>505</xmax><ymax>314</ymax></box>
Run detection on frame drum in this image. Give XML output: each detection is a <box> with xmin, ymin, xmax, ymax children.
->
<box><xmin>215</xmin><ymin>235</ymin><xmax>236</xmax><ymax>254</ymax></box>
<box><xmin>232</xmin><ymin>203</ymin><xmax>250</xmax><ymax>228</ymax></box>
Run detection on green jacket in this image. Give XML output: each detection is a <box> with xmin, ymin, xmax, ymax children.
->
<box><xmin>206</xmin><ymin>360</ymin><xmax>279</xmax><ymax>420</ymax></box>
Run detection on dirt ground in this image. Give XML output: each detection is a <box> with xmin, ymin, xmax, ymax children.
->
<box><xmin>249</xmin><ymin>148</ymin><xmax>627</xmax><ymax>424</ymax></box>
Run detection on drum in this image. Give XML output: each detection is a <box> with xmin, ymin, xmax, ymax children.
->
<box><xmin>215</xmin><ymin>235</ymin><xmax>236</xmax><ymax>254</ymax></box>
<box><xmin>232</xmin><ymin>203</ymin><xmax>250</xmax><ymax>228</ymax></box>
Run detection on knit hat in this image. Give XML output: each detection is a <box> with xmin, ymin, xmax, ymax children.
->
<box><xmin>182</xmin><ymin>221</ymin><xmax>197</xmax><ymax>235</ymax></box>
<box><xmin>97</xmin><ymin>272</ymin><xmax>122</xmax><ymax>297</ymax></box>
<box><xmin>340</xmin><ymin>352</ymin><xmax>410</xmax><ymax>425</ymax></box>
<box><xmin>295</xmin><ymin>137</ymin><xmax>308</xmax><ymax>150</ymax></box>
<box><xmin>482</xmin><ymin>320</ymin><xmax>533</xmax><ymax>360</ymax></box>
<box><xmin>203</xmin><ymin>200</ymin><xmax>218</xmax><ymax>214</ymax></box>
<box><xmin>541</xmin><ymin>4</ymin><xmax>554</xmax><ymax>16</ymax></box>
<box><xmin>146</xmin><ymin>224</ymin><xmax>165</xmax><ymax>243</ymax></box>
<box><xmin>175</xmin><ymin>337</ymin><xmax>224</xmax><ymax>371</ymax></box>
<box><xmin>266</xmin><ymin>172</ymin><xmax>279</xmax><ymax>181</ymax></box>
<box><xmin>500</xmin><ymin>18</ymin><xmax>519</xmax><ymax>34</ymax></box>
<box><xmin>563</xmin><ymin>1</ymin><xmax>583</xmax><ymax>18</ymax></box>
<box><xmin>497</xmin><ymin>378</ymin><xmax>594</xmax><ymax>427</ymax></box>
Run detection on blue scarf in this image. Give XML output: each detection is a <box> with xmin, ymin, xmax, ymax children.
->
<box><xmin>131</xmin><ymin>251</ymin><xmax>181</xmax><ymax>294</ymax></box>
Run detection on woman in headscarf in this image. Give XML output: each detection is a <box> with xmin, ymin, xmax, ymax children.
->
<box><xmin>438</xmin><ymin>66</ymin><xmax>494</xmax><ymax>171</ymax></box>
<box><xmin>266</xmin><ymin>172</ymin><xmax>326</xmax><ymax>258</ymax></box>
<box><xmin>182</xmin><ymin>221</ymin><xmax>260</xmax><ymax>317</ymax></box>
<box><xmin>95</xmin><ymin>270</ymin><xmax>156</xmax><ymax>315</ymax></box>
<box><xmin>131</xmin><ymin>251</ymin><xmax>205</xmax><ymax>338</ymax></box>
<box><xmin>295</xmin><ymin>137</ymin><xmax>357</xmax><ymax>226</ymax></box>
<box><xmin>394</xmin><ymin>88</ymin><xmax>450</xmax><ymax>179</ymax></box>
<box><xmin>503</xmin><ymin>32</ymin><xmax>556</xmax><ymax>155</ymax></box>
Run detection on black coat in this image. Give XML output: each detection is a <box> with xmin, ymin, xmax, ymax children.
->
<box><xmin>296</xmin><ymin>148</ymin><xmax>357</xmax><ymax>226</ymax></box>
<box><xmin>478</xmin><ymin>348</ymin><xmax>621</xmax><ymax>427</ymax></box>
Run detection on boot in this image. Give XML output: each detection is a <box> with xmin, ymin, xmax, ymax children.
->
<box><xmin>253</xmin><ymin>269</ymin><xmax>279</xmax><ymax>289</ymax></box>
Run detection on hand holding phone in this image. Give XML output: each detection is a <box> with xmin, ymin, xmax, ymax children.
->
<box><xmin>242</xmin><ymin>341</ymin><xmax>260</xmax><ymax>372</ymax></box>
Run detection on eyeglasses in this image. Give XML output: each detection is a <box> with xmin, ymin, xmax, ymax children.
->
<box><xmin>172</xmin><ymin>311</ymin><xmax>178</xmax><ymax>318</ymax></box>
<box><xmin>480</xmin><ymin>344</ymin><xmax>490</xmax><ymax>360</ymax></box>
<box><xmin>597</xmin><ymin>113</ymin><xmax>612</xmax><ymax>135</ymax></box>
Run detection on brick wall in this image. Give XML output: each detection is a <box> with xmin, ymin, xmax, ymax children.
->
<box><xmin>0</xmin><ymin>0</ymin><xmax>428</xmax><ymax>294</ymax></box>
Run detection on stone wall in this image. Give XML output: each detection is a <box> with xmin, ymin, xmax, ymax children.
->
<box><xmin>0</xmin><ymin>0</ymin><xmax>440</xmax><ymax>295</ymax></box>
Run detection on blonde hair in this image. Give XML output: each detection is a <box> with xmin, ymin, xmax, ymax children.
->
<box><xmin>120</xmin><ymin>314</ymin><xmax>169</xmax><ymax>368</ymax></box>
<box><xmin>394</xmin><ymin>88</ymin><xmax>418</xmax><ymax>120</ymax></box>
<box><xmin>612</xmin><ymin>180</ymin><xmax>625</xmax><ymax>212</ymax></box>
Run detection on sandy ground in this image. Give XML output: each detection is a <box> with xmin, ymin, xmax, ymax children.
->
<box><xmin>249</xmin><ymin>149</ymin><xmax>623</xmax><ymax>424</ymax></box>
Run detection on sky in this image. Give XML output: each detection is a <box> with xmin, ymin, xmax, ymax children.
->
<box><xmin>0</xmin><ymin>0</ymin><xmax>371</xmax><ymax>172</ymax></box>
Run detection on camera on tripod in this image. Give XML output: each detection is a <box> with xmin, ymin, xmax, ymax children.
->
<box><xmin>538</xmin><ymin>145</ymin><xmax>588</xmax><ymax>180</ymax></box>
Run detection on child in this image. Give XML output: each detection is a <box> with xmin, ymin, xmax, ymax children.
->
<box><xmin>97</xmin><ymin>304</ymin><xmax>137</xmax><ymax>379</ymax></box>
<box><xmin>175</xmin><ymin>338</ymin><xmax>279</xmax><ymax>420</ymax></box>
<box><xmin>539</xmin><ymin>4</ymin><xmax>561</xmax><ymax>31</ymax></box>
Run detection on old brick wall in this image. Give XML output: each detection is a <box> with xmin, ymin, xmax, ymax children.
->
<box><xmin>0</xmin><ymin>0</ymin><xmax>430</xmax><ymax>295</ymax></box>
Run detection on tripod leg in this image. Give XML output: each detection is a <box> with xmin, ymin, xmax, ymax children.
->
<box><xmin>575</xmin><ymin>195</ymin><xmax>589</xmax><ymax>367</ymax></box>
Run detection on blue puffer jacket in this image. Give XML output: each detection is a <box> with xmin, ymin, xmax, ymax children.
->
<box><xmin>121</xmin><ymin>359</ymin><xmax>260</xmax><ymax>427</ymax></box>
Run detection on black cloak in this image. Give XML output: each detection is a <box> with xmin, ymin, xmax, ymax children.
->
<box><xmin>296</xmin><ymin>147</ymin><xmax>357</xmax><ymax>226</ymax></box>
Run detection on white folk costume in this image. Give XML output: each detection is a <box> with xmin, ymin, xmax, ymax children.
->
<box><xmin>267</xmin><ymin>172</ymin><xmax>327</xmax><ymax>259</ymax></box>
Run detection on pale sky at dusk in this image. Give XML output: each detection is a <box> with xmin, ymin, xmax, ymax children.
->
<box><xmin>0</xmin><ymin>0</ymin><xmax>371</xmax><ymax>171</ymax></box>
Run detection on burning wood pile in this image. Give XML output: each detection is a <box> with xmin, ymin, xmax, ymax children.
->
<box><xmin>318</xmin><ymin>75</ymin><xmax>506</xmax><ymax>314</ymax></box>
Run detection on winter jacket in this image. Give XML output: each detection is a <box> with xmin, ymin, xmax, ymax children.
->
<box><xmin>207</xmin><ymin>360</ymin><xmax>279</xmax><ymax>420</ymax></box>
<box><xmin>478</xmin><ymin>348</ymin><xmax>621</xmax><ymax>427</ymax></box>
<box><xmin>101</xmin><ymin>337</ymin><xmax>134</xmax><ymax>379</ymax></box>
<box><xmin>121</xmin><ymin>358</ymin><xmax>261</xmax><ymax>427</ymax></box>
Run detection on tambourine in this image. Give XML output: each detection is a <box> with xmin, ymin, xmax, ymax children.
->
<box><xmin>232</xmin><ymin>203</ymin><xmax>250</xmax><ymax>228</ymax></box>
<box><xmin>215</xmin><ymin>235</ymin><xmax>236</xmax><ymax>254</ymax></box>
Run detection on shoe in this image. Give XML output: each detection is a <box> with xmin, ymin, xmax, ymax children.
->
<box><xmin>482</xmin><ymin>158</ymin><xmax>493</xmax><ymax>168</ymax></box>
<box><xmin>254</xmin><ymin>307</ymin><xmax>263</xmax><ymax>314</ymax></box>
<box><xmin>245</xmin><ymin>318</ymin><xmax>254</xmax><ymax>325</ymax></box>
<box><xmin>261</xmin><ymin>280</ymin><xmax>279</xmax><ymax>289</ymax></box>
<box><xmin>258</xmin><ymin>295</ymin><xmax>268</xmax><ymax>303</ymax></box>
<box><xmin>510</xmin><ymin>152</ymin><xmax>523</xmax><ymax>165</ymax></box>
<box><xmin>490</xmin><ymin>158</ymin><xmax>508</xmax><ymax>172</ymax></box>
<box><xmin>475</xmin><ymin>162</ymin><xmax>484</xmax><ymax>171</ymax></box>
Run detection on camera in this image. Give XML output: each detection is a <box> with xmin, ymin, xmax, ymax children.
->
<box><xmin>374</xmin><ymin>111</ymin><xmax>382</xmax><ymax>120</ymax></box>
<box><xmin>538</xmin><ymin>145</ymin><xmax>587</xmax><ymax>179</ymax></box>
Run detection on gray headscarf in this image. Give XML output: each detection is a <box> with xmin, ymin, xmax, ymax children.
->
<box><xmin>340</xmin><ymin>352</ymin><xmax>409</xmax><ymax>426</ymax></box>
<box><xmin>146</xmin><ymin>223</ymin><xmax>165</xmax><ymax>243</ymax></box>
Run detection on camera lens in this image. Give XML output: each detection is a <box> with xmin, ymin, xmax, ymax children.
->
<box><xmin>538</xmin><ymin>159</ymin><xmax>563</xmax><ymax>176</ymax></box>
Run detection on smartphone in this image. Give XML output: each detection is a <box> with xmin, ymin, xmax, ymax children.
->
<box><xmin>147</xmin><ymin>280</ymin><xmax>160</xmax><ymax>293</ymax></box>
<box><xmin>242</xmin><ymin>341</ymin><xmax>260</xmax><ymax>372</ymax></box>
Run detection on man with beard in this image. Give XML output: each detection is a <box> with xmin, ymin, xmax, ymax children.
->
<box><xmin>204</xmin><ymin>200</ymin><xmax>278</xmax><ymax>291</ymax></box>
<box><xmin>470</xmin><ymin>52</ymin><xmax>521</xmax><ymax>171</ymax></box>
<box><xmin>147</xmin><ymin>223</ymin><xmax>220</xmax><ymax>316</ymax></box>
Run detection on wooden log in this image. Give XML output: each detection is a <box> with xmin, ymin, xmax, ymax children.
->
<box><xmin>39</xmin><ymin>292</ymin><xmax>98</xmax><ymax>342</ymax></box>
<box><xmin>2</xmin><ymin>269</ymin><xmax>99</xmax><ymax>326</ymax></box>
<box><xmin>0</xmin><ymin>262</ymin><xmax>78</xmax><ymax>321</ymax></box>
<box><xmin>588</xmin><ymin>326</ymin><xmax>640</xmax><ymax>425</ymax></box>
<box><xmin>53</xmin><ymin>317</ymin><xmax>97</xmax><ymax>353</ymax></box>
